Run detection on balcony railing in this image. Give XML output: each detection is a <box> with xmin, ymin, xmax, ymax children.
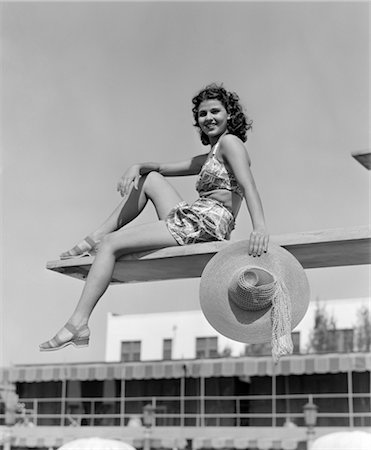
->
<box><xmin>1</xmin><ymin>393</ymin><xmax>370</xmax><ymax>427</ymax></box>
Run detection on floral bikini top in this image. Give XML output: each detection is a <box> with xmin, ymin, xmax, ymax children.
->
<box><xmin>195</xmin><ymin>141</ymin><xmax>244</xmax><ymax>199</ymax></box>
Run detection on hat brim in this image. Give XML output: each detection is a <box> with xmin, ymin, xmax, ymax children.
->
<box><xmin>199</xmin><ymin>241</ymin><xmax>310</xmax><ymax>344</ymax></box>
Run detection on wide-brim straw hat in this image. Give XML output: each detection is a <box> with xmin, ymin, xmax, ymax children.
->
<box><xmin>200</xmin><ymin>241</ymin><xmax>310</xmax><ymax>359</ymax></box>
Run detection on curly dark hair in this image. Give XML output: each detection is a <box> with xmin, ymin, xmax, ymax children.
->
<box><xmin>192</xmin><ymin>83</ymin><xmax>253</xmax><ymax>145</ymax></box>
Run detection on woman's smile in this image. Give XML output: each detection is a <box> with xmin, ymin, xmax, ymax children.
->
<box><xmin>198</xmin><ymin>99</ymin><xmax>229</xmax><ymax>143</ymax></box>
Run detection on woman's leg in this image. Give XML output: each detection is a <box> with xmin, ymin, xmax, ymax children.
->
<box><xmin>60</xmin><ymin>172</ymin><xmax>182</xmax><ymax>257</ymax></box>
<box><xmin>41</xmin><ymin>220</ymin><xmax>179</xmax><ymax>349</ymax></box>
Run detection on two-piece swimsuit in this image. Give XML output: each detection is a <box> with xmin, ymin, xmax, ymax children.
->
<box><xmin>165</xmin><ymin>141</ymin><xmax>244</xmax><ymax>245</ymax></box>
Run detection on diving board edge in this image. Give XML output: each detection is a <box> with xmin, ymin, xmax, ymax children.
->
<box><xmin>46</xmin><ymin>226</ymin><xmax>371</xmax><ymax>284</ymax></box>
<box><xmin>352</xmin><ymin>150</ymin><xmax>371</xmax><ymax>170</ymax></box>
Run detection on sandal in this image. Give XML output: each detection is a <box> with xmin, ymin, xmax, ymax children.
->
<box><xmin>39</xmin><ymin>322</ymin><xmax>90</xmax><ymax>352</ymax></box>
<box><xmin>60</xmin><ymin>236</ymin><xmax>98</xmax><ymax>260</ymax></box>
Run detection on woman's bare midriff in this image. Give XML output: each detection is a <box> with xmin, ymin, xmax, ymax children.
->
<box><xmin>199</xmin><ymin>189</ymin><xmax>242</xmax><ymax>217</ymax></box>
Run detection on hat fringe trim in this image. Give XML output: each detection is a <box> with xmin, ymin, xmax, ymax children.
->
<box><xmin>271</xmin><ymin>281</ymin><xmax>293</xmax><ymax>362</ymax></box>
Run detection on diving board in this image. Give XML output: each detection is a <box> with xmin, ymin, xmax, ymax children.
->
<box><xmin>46</xmin><ymin>226</ymin><xmax>371</xmax><ymax>284</ymax></box>
<box><xmin>352</xmin><ymin>150</ymin><xmax>371</xmax><ymax>170</ymax></box>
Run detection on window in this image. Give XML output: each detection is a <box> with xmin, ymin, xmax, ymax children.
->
<box><xmin>163</xmin><ymin>339</ymin><xmax>172</xmax><ymax>360</ymax></box>
<box><xmin>291</xmin><ymin>332</ymin><xmax>301</xmax><ymax>354</ymax></box>
<box><xmin>120</xmin><ymin>341</ymin><xmax>141</xmax><ymax>362</ymax></box>
<box><xmin>196</xmin><ymin>337</ymin><xmax>218</xmax><ymax>359</ymax></box>
<box><xmin>327</xmin><ymin>329</ymin><xmax>354</xmax><ymax>353</ymax></box>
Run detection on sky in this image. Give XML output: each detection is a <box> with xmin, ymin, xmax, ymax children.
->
<box><xmin>1</xmin><ymin>0</ymin><xmax>370</xmax><ymax>366</ymax></box>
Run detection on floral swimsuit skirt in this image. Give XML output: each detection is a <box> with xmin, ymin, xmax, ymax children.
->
<box><xmin>165</xmin><ymin>197</ymin><xmax>235</xmax><ymax>246</ymax></box>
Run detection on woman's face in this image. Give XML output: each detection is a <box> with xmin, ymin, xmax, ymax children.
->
<box><xmin>197</xmin><ymin>99</ymin><xmax>229</xmax><ymax>144</ymax></box>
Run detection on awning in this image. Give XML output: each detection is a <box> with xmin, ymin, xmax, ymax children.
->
<box><xmin>2</xmin><ymin>432</ymin><xmax>302</xmax><ymax>450</ymax></box>
<box><xmin>5</xmin><ymin>433</ymin><xmax>187</xmax><ymax>449</ymax></box>
<box><xmin>1</xmin><ymin>425</ymin><xmax>307</xmax><ymax>450</ymax></box>
<box><xmin>193</xmin><ymin>436</ymin><xmax>300</xmax><ymax>450</ymax></box>
<box><xmin>3</xmin><ymin>427</ymin><xmax>360</xmax><ymax>450</ymax></box>
<box><xmin>1</xmin><ymin>353</ymin><xmax>370</xmax><ymax>383</ymax></box>
<box><xmin>11</xmin><ymin>437</ymin><xmax>187</xmax><ymax>449</ymax></box>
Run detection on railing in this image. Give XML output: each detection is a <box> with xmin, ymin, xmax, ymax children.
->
<box><xmin>1</xmin><ymin>393</ymin><xmax>370</xmax><ymax>427</ymax></box>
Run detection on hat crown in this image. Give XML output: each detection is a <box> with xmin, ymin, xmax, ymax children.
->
<box><xmin>228</xmin><ymin>267</ymin><xmax>277</xmax><ymax>311</ymax></box>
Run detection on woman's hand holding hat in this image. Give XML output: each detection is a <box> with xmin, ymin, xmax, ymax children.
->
<box><xmin>248</xmin><ymin>228</ymin><xmax>269</xmax><ymax>256</ymax></box>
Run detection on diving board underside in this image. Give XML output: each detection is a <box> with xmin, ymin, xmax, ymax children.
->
<box><xmin>46</xmin><ymin>226</ymin><xmax>371</xmax><ymax>284</ymax></box>
<box><xmin>352</xmin><ymin>150</ymin><xmax>371</xmax><ymax>170</ymax></box>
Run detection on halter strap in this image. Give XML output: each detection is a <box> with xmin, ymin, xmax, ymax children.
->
<box><xmin>211</xmin><ymin>141</ymin><xmax>220</xmax><ymax>156</ymax></box>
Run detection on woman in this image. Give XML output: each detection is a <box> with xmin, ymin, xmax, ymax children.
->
<box><xmin>40</xmin><ymin>83</ymin><xmax>269</xmax><ymax>351</ymax></box>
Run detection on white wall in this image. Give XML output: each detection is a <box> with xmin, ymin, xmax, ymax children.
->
<box><xmin>105</xmin><ymin>310</ymin><xmax>246</xmax><ymax>362</ymax></box>
<box><xmin>105</xmin><ymin>298</ymin><xmax>370</xmax><ymax>362</ymax></box>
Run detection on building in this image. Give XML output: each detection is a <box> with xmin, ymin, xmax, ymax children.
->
<box><xmin>1</xmin><ymin>297</ymin><xmax>370</xmax><ymax>450</ymax></box>
<box><xmin>105</xmin><ymin>298</ymin><xmax>370</xmax><ymax>361</ymax></box>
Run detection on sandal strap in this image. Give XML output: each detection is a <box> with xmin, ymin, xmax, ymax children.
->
<box><xmin>84</xmin><ymin>236</ymin><xmax>96</xmax><ymax>249</ymax></box>
<box><xmin>70</xmin><ymin>245</ymin><xmax>84</xmax><ymax>255</ymax></box>
<box><xmin>47</xmin><ymin>336</ymin><xmax>63</xmax><ymax>348</ymax></box>
<box><xmin>47</xmin><ymin>326</ymin><xmax>76</xmax><ymax>348</ymax></box>
<box><xmin>65</xmin><ymin>322</ymin><xmax>89</xmax><ymax>336</ymax></box>
<box><xmin>64</xmin><ymin>322</ymin><xmax>79</xmax><ymax>335</ymax></box>
<box><xmin>70</xmin><ymin>236</ymin><xmax>96</xmax><ymax>254</ymax></box>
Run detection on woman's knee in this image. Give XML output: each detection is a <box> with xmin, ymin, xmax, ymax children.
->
<box><xmin>99</xmin><ymin>233</ymin><xmax>121</xmax><ymax>255</ymax></box>
<box><xmin>100</xmin><ymin>230</ymin><xmax>136</xmax><ymax>258</ymax></box>
<box><xmin>142</xmin><ymin>171</ymin><xmax>166</xmax><ymax>191</ymax></box>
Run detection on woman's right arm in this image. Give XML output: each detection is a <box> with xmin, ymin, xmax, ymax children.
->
<box><xmin>117</xmin><ymin>154</ymin><xmax>207</xmax><ymax>197</ymax></box>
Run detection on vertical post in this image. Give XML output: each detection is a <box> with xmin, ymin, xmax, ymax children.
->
<box><xmin>180</xmin><ymin>373</ymin><xmax>185</xmax><ymax>427</ymax></box>
<box><xmin>347</xmin><ymin>368</ymin><xmax>354</xmax><ymax>427</ymax></box>
<box><xmin>33</xmin><ymin>399</ymin><xmax>38</xmax><ymax>426</ymax></box>
<box><xmin>200</xmin><ymin>376</ymin><xmax>205</xmax><ymax>427</ymax></box>
<box><xmin>303</xmin><ymin>395</ymin><xmax>318</xmax><ymax>450</ymax></box>
<box><xmin>306</xmin><ymin>427</ymin><xmax>315</xmax><ymax>450</ymax></box>
<box><xmin>143</xmin><ymin>404</ymin><xmax>154</xmax><ymax>450</ymax></box>
<box><xmin>284</xmin><ymin>375</ymin><xmax>291</xmax><ymax>425</ymax></box>
<box><xmin>61</xmin><ymin>379</ymin><xmax>66</xmax><ymax>426</ymax></box>
<box><xmin>120</xmin><ymin>378</ymin><xmax>126</xmax><ymax>426</ymax></box>
<box><xmin>272</xmin><ymin>364</ymin><xmax>276</xmax><ymax>427</ymax></box>
<box><xmin>90</xmin><ymin>399</ymin><xmax>94</xmax><ymax>426</ymax></box>
<box><xmin>236</xmin><ymin>398</ymin><xmax>240</xmax><ymax>427</ymax></box>
<box><xmin>143</xmin><ymin>427</ymin><xmax>151</xmax><ymax>450</ymax></box>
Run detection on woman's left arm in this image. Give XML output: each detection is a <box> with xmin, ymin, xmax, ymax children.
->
<box><xmin>219</xmin><ymin>135</ymin><xmax>269</xmax><ymax>256</ymax></box>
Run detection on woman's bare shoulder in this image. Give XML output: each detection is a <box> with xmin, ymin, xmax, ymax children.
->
<box><xmin>219</xmin><ymin>134</ymin><xmax>246</xmax><ymax>150</ymax></box>
<box><xmin>219</xmin><ymin>134</ymin><xmax>251</xmax><ymax>164</ymax></box>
